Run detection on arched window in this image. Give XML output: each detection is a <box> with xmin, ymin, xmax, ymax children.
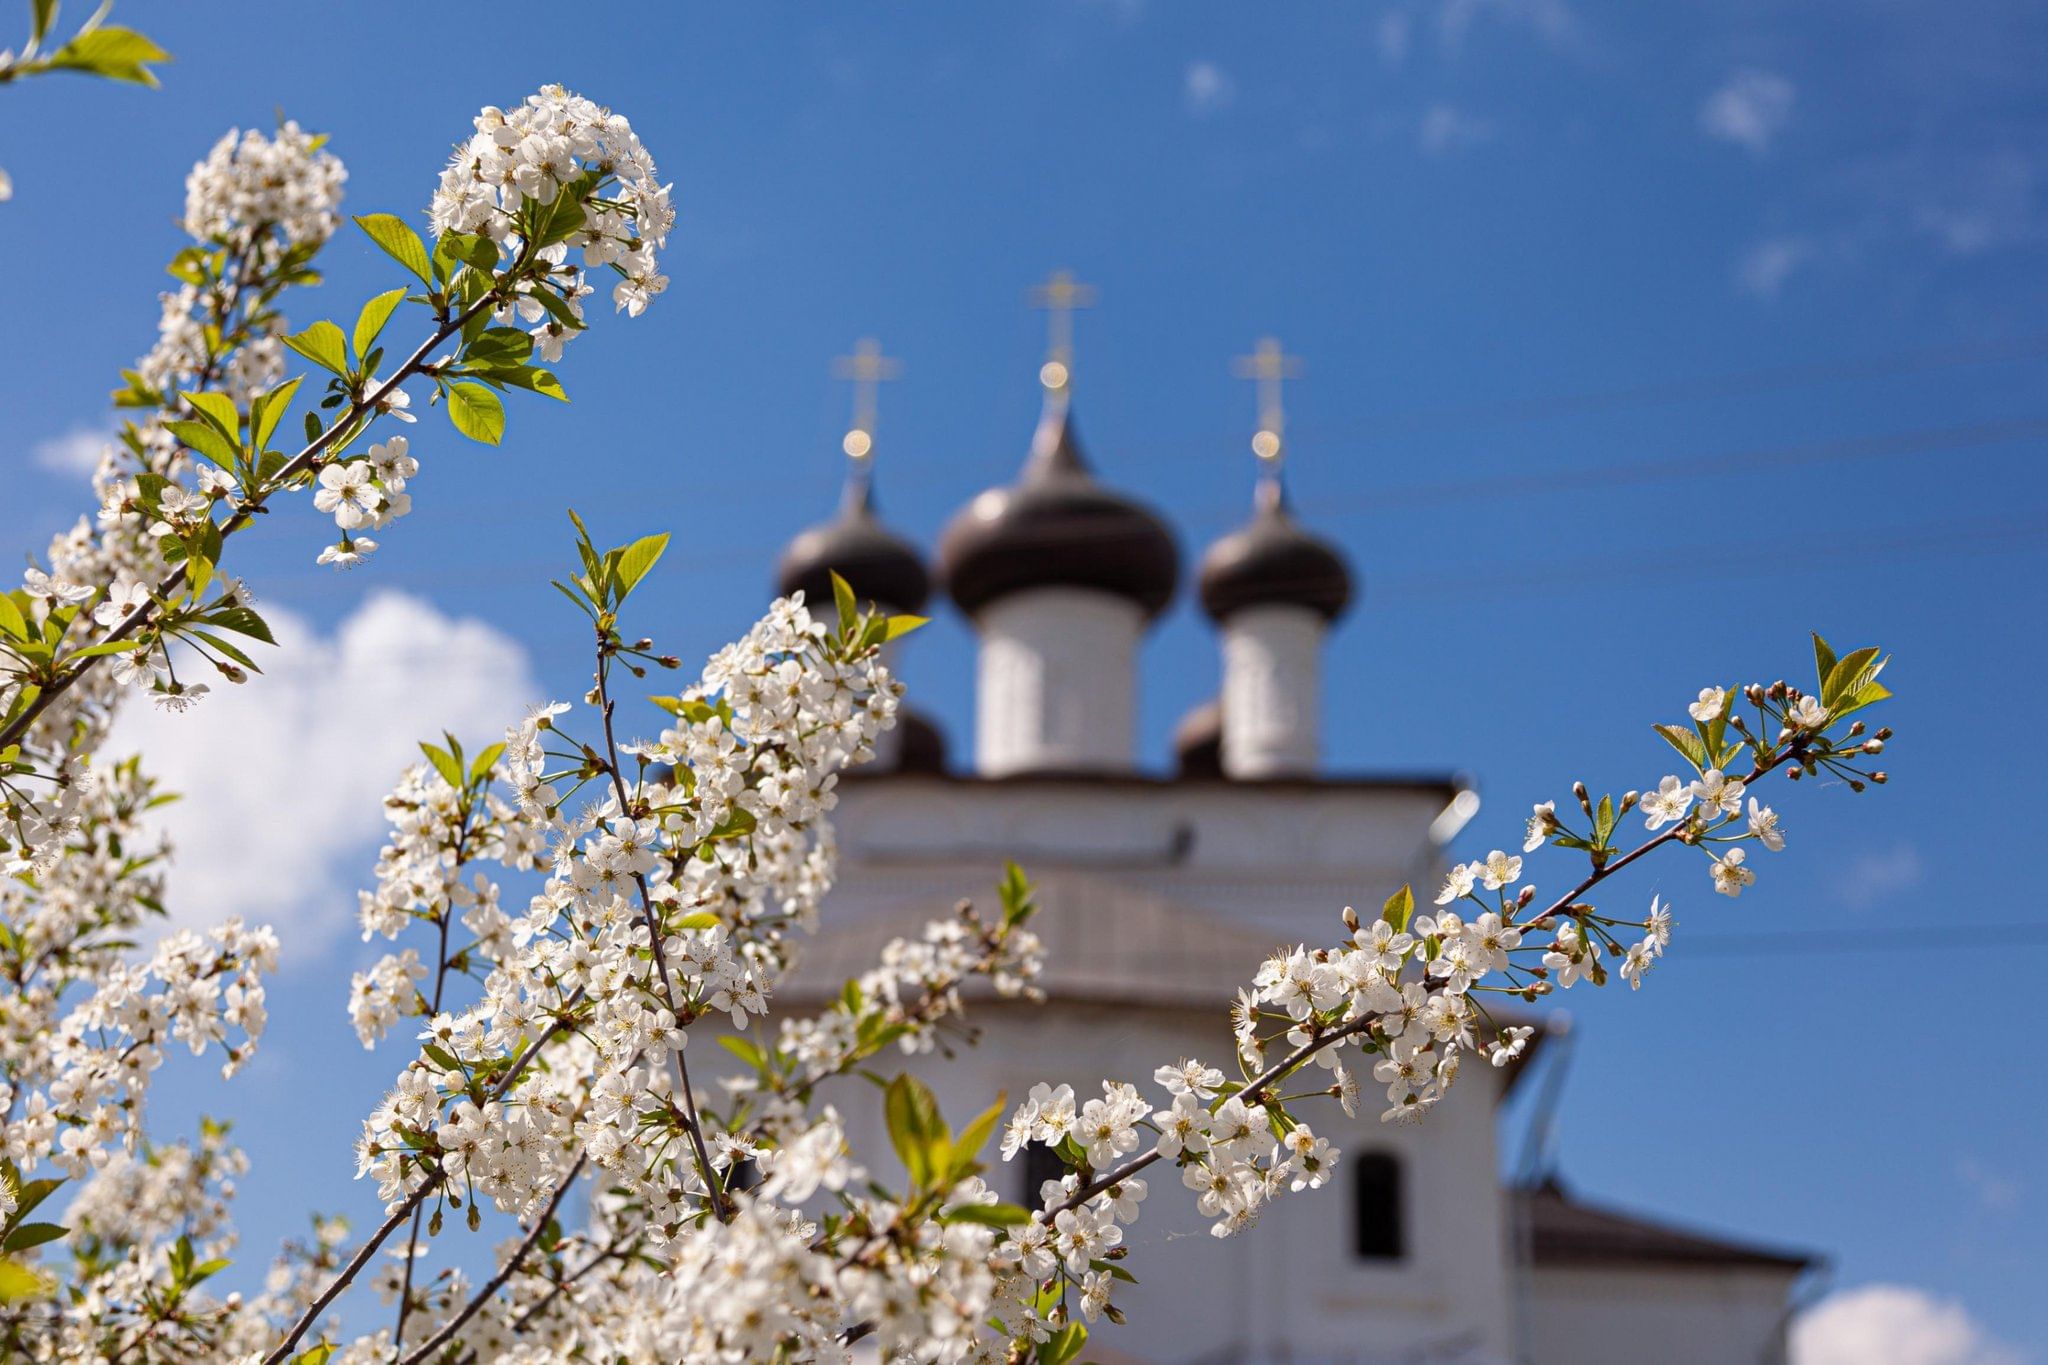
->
<box><xmin>1020</xmin><ymin>1141</ymin><xmax>1066</xmax><ymax>1210</ymax></box>
<box><xmin>1352</xmin><ymin>1152</ymin><xmax>1405</xmax><ymax>1261</ymax></box>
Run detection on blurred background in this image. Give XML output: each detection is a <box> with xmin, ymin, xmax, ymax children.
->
<box><xmin>2</xmin><ymin>2</ymin><xmax>2044</xmax><ymax>1359</ymax></box>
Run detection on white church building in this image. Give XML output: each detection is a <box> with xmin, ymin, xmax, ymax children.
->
<box><xmin>763</xmin><ymin>315</ymin><xmax>1817</xmax><ymax>1364</ymax></box>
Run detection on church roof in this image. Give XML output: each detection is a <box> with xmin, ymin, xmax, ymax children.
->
<box><xmin>783</xmin><ymin>871</ymin><xmax>1286</xmax><ymax>1009</ymax></box>
<box><xmin>935</xmin><ymin>389</ymin><xmax>1180</xmax><ymax>620</ymax></box>
<box><xmin>1514</xmin><ymin>1180</ymin><xmax>1816</xmax><ymax>1271</ymax></box>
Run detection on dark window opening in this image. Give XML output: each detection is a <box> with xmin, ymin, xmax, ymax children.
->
<box><xmin>1020</xmin><ymin>1141</ymin><xmax>1066</xmax><ymax>1210</ymax></box>
<box><xmin>1353</xmin><ymin>1152</ymin><xmax>1405</xmax><ymax>1260</ymax></box>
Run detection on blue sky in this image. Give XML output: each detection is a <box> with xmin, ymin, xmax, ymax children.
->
<box><xmin>5</xmin><ymin>0</ymin><xmax>2046</xmax><ymax>1355</ymax></box>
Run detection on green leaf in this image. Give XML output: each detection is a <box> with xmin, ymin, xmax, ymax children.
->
<box><xmin>29</xmin><ymin>0</ymin><xmax>58</xmax><ymax>47</ymax></box>
<box><xmin>354</xmin><ymin>214</ymin><xmax>432</xmax><ymax>285</ymax></box>
<box><xmin>882</xmin><ymin>614</ymin><xmax>929</xmax><ymax>642</ymax></box>
<box><xmin>1811</xmin><ymin>633</ymin><xmax>1838</xmax><ymax>691</ymax></box>
<box><xmin>1823</xmin><ymin>647</ymin><xmax>1884</xmax><ymax>712</ymax></box>
<box><xmin>419</xmin><ymin>742</ymin><xmax>463</xmax><ymax>789</ymax></box>
<box><xmin>165</xmin><ymin>420</ymin><xmax>240</xmax><ymax>470</ymax></box>
<box><xmin>0</xmin><ymin>1256</ymin><xmax>48</xmax><ymax>1304</ymax></box>
<box><xmin>1381</xmin><ymin>884</ymin><xmax>1414</xmax><ymax>934</ymax></box>
<box><xmin>830</xmin><ymin>570</ymin><xmax>858</xmax><ymax>635</ymax></box>
<box><xmin>353</xmin><ymin>289</ymin><xmax>408</xmax><ymax>364</ymax></box>
<box><xmin>251</xmin><ymin>377</ymin><xmax>304</xmax><ymax>451</ymax></box>
<box><xmin>673</xmin><ymin>911</ymin><xmax>721</xmax><ymax>930</ymax></box>
<box><xmin>182</xmin><ymin>391</ymin><xmax>242</xmax><ymax>441</ymax></box>
<box><xmin>204</xmin><ymin>606</ymin><xmax>275</xmax><ymax>645</ymax></box>
<box><xmin>524</xmin><ymin>285</ymin><xmax>587</xmax><ymax>333</ymax></box>
<box><xmin>493</xmin><ymin>365</ymin><xmax>568</xmax><ymax>401</ymax></box>
<box><xmin>283</xmin><ymin>321</ymin><xmax>351</xmax><ymax>377</ymax></box>
<box><xmin>445</xmin><ymin>382</ymin><xmax>505</xmax><ymax>445</ymax></box>
<box><xmin>0</xmin><ymin>1222</ymin><xmax>66</xmax><ymax>1253</ymax></box>
<box><xmin>950</xmin><ymin>1095</ymin><xmax>1006</xmax><ymax>1180</ymax></box>
<box><xmin>883</xmin><ymin>1073</ymin><xmax>949</xmax><ymax>1191</ymax></box>
<box><xmin>0</xmin><ymin>595</ymin><xmax>28</xmax><ymax>643</ymax></box>
<box><xmin>1593</xmin><ymin>794</ymin><xmax>1616</xmax><ymax>847</ymax></box>
<box><xmin>614</xmin><ymin>533</ymin><xmax>670</xmax><ymax>600</ymax></box>
<box><xmin>941</xmin><ymin>1202</ymin><xmax>1032</xmax><ymax>1227</ymax></box>
<box><xmin>1653</xmin><ymin>723</ymin><xmax>1708</xmax><ymax>773</ymax></box>
<box><xmin>717</xmin><ymin>1035</ymin><xmax>768</xmax><ymax>1071</ymax></box>
<box><xmin>464</xmin><ymin>327</ymin><xmax>534</xmax><ymax>369</ymax></box>
<box><xmin>291</xmin><ymin>1345</ymin><xmax>336</xmax><ymax>1365</ymax></box>
<box><xmin>1041</xmin><ymin>1323</ymin><xmax>1088</xmax><ymax>1365</ymax></box>
<box><xmin>468</xmin><ymin>742</ymin><xmax>505</xmax><ymax>782</ymax></box>
<box><xmin>47</xmin><ymin>26</ymin><xmax>169</xmax><ymax>86</ymax></box>
<box><xmin>183</xmin><ymin>629</ymin><xmax>262</xmax><ymax>675</ymax></box>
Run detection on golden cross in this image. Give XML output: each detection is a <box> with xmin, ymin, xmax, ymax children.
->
<box><xmin>1231</xmin><ymin>336</ymin><xmax>1302</xmax><ymax>466</ymax></box>
<box><xmin>831</xmin><ymin>337</ymin><xmax>901</xmax><ymax>459</ymax></box>
<box><xmin>1029</xmin><ymin>269</ymin><xmax>1098</xmax><ymax>391</ymax></box>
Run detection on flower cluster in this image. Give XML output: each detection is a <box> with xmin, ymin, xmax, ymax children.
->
<box><xmin>974</xmin><ymin>644</ymin><xmax>1894</xmax><ymax>1339</ymax></box>
<box><xmin>182</xmin><ymin>121</ymin><xmax>348</xmax><ymax>249</ymax></box>
<box><xmin>429</xmin><ymin>84</ymin><xmax>674</xmax><ymax>321</ymax></box>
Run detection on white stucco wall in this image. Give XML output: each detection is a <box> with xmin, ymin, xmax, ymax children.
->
<box><xmin>1220</xmin><ymin>603</ymin><xmax>1325</xmax><ymax>778</ymax></box>
<box><xmin>788</xmin><ymin>1001</ymin><xmax>1516</xmax><ymax>1365</ymax></box>
<box><xmin>828</xmin><ymin>776</ymin><xmax>1460</xmax><ymax>948</ymax></box>
<box><xmin>1520</xmin><ymin>1264</ymin><xmax>1801</xmax><ymax>1365</ymax></box>
<box><xmin>975</xmin><ymin>588</ymin><xmax>1144</xmax><ymax>775</ymax></box>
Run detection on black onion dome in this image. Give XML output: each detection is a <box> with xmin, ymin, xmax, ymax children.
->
<box><xmin>1198</xmin><ymin>479</ymin><xmax>1354</xmax><ymax>623</ymax></box>
<box><xmin>776</xmin><ymin>475</ymin><xmax>931</xmax><ymax>615</ymax></box>
<box><xmin>937</xmin><ymin>391</ymin><xmax>1179</xmax><ymax>620</ymax></box>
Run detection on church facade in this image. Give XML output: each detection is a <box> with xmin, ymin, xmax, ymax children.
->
<box><xmin>763</xmin><ymin>317</ymin><xmax>1815</xmax><ymax>1364</ymax></box>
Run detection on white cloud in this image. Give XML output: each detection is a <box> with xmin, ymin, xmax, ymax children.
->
<box><xmin>1437</xmin><ymin>0</ymin><xmax>1581</xmax><ymax>58</ymax></box>
<box><xmin>1701</xmin><ymin>68</ymin><xmax>1796</xmax><ymax>156</ymax></box>
<box><xmin>1792</xmin><ymin>1284</ymin><xmax>2021</xmax><ymax>1365</ymax></box>
<box><xmin>1183</xmin><ymin>60</ymin><xmax>1236</xmax><ymax>117</ymax></box>
<box><xmin>1378</xmin><ymin>11</ymin><xmax>1412</xmax><ymax>67</ymax></box>
<box><xmin>1956</xmin><ymin>1156</ymin><xmax>2022</xmax><ymax>1214</ymax></box>
<box><xmin>109</xmin><ymin>590</ymin><xmax>536</xmax><ymax>957</ymax></box>
<box><xmin>1836</xmin><ymin>842</ymin><xmax>1925</xmax><ymax>909</ymax></box>
<box><xmin>1419</xmin><ymin>103</ymin><xmax>1495</xmax><ymax>156</ymax></box>
<box><xmin>1735</xmin><ymin>235</ymin><xmax>1814</xmax><ymax>298</ymax></box>
<box><xmin>32</xmin><ymin>425</ymin><xmax>113</xmax><ymax>478</ymax></box>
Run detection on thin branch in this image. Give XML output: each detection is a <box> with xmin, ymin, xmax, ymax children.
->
<box><xmin>3</xmin><ymin>293</ymin><xmax>498</xmax><ymax>753</ymax></box>
<box><xmin>1046</xmin><ymin>745</ymin><xmax>1795</xmax><ymax>1221</ymax></box>
<box><xmin>593</xmin><ymin>644</ymin><xmax>728</xmax><ymax>1221</ymax></box>
<box><xmin>397</xmin><ymin>1154</ymin><xmax>588</xmax><ymax>1365</ymax></box>
<box><xmin>262</xmin><ymin>1007</ymin><xmax>578</xmax><ymax>1365</ymax></box>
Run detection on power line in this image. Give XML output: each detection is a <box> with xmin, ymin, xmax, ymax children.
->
<box><xmin>1291</xmin><ymin>333</ymin><xmax>2048</xmax><ymax>442</ymax></box>
<box><xmin>1311</xmin><ymin>416</ymin><xmax>2048</xmax><ymax>521</ymax></box>
<box><xmin>1675</xmin><ymin>923</ymin><xmax>2048</xmax><ymax>957</ymax></box>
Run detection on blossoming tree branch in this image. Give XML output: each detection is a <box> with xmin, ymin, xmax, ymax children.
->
<box><xmin>0</xmin><ymin>70</ymin><xmax>1898</xmax><ymax>1365</ymax></box>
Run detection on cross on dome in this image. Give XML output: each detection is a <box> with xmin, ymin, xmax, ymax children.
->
<box><xmin>831</xmin><ymin>337</ymin><xmax>901</xmax><ymax>463</ymax></box>
<box><xmin>1029</xmin><ymin>268</ymin><xmax>1097</xmax><ymax>392</ymax></box>
<box><xmin>1231</xmin><ymin>336</ymin><xmax>1302</xmax><ymax>475</ymax></box>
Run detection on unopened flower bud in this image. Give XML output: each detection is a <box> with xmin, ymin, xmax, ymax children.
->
<box><xmin>1863</xmin><ymin>739</ymin><xmax>1884</xmax><ymax>754</ymax></box>
<box><xmin>1848</xmin><ymin>779</ymin><xmax>1865</xmax><ymax>793</ymax></box>
<box><xmin>1788</xmin><ymin>765</ymin><xmax>1803</xmax><ymax>780</ymax></box>
<box><xmin>1871</xmin><ymin>771</ymin><xmax>1887</xmax><ymax>784</ymax></box>
<box><xmin>1848</xmin><ymin>721</ymin><xmax>1864</xmax><ymax>737</ymax></box>
<box><xmin>1342</xmin><ymin>905</ymin><xmax>1360</xmax><ymax>933</ymax></box>
<box><xmin>1875</xmin><ymin>727</ymin><xmax>1893</xmax><ymax>741</ymax></box>
<box><xmin>1769</xmin><ymin>680</ymin><xmax>1787</xmax><ymax>699</ymax></box>
<box><xmin>1745</xmin><ymin>683</ymin><xmax>1766</xmax><ymax>705</ymax></box>
<box><xmin>1620</xmin><ymin>790</ymin><xmax>1639</xmax><ymax>812</ymax></box>
<box><xmin>1517</xmin><ymin>885</ymin><xmax>1536</xmax><ymax>909</ymax></box>
<box><xmin>1572</xmin><ymin>781</ymin><xmax>1591</xmax><ymax>815</ymax></box>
